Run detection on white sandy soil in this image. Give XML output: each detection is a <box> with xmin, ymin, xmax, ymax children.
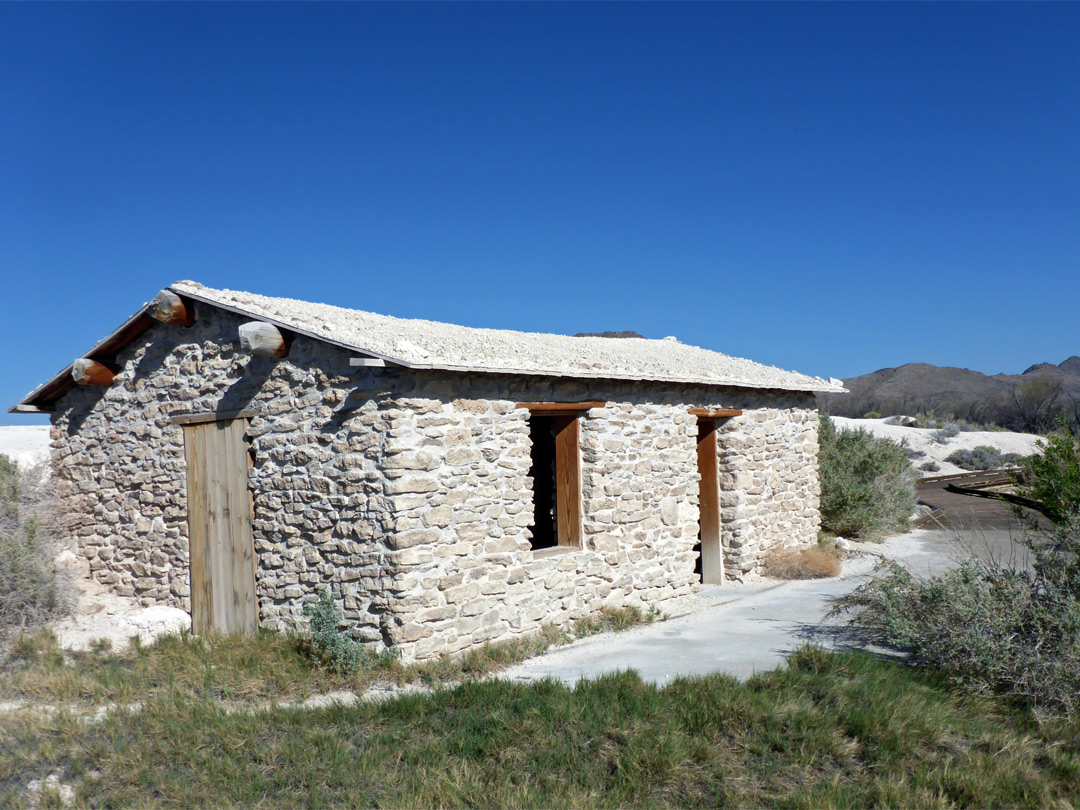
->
<box><xmin>0</xmin><ymin>425</ymin><xmax>51</xmax><ymax>469</ymax></box>
<box><xmin>49</xmin><ymin>551</ymin><xmax>190</xmax><ymax>652</ymax></box>
<box><xmin>832</xmin><ymin>417</ymin><xmax>1044</xmax><ymax>477</ymax></box>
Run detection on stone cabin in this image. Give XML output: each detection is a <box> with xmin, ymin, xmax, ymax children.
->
<box><xmin>13</xmin><ymin>282</ymin><xmax>843</xmax><ymax>661</ymax></box>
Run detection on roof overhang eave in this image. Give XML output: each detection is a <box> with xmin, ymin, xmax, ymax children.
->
<box><xmin>10</xmin><ymin>303</ymin><xmax>156</xmax><ymax>414</ymax></box>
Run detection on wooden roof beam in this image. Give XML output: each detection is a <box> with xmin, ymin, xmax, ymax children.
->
<box><xmin>688</xmin><ymin>408</ymin><xmax>742</xmax><ymax>419</ymax></box>
<box><xmin>516</xmin><ymin>401</ymin><xmax>606</xmax><ymax>413</ymax></box>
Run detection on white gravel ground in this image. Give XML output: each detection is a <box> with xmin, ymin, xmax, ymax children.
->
<box><xmin>832</xmin><ymin>417</ymin><xmax>1044</xmax><ymax>477</ymax></box>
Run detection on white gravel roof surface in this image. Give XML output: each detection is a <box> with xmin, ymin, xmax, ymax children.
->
<box><xmin>172</xmin><ymin>281</ymin><xmax>843</xmax><ymax>393</ymax></box>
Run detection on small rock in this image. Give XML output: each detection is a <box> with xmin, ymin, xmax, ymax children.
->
<box><xmin>26</xmin><ymin>772</ymin><xmax>76</xmax><ymax>808</ymax></box>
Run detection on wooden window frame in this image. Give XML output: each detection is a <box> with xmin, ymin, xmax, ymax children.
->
<box><xmin>517</xmin><ymin>402</ymin><xmax>600</xmax><ymax>549</ymax></box>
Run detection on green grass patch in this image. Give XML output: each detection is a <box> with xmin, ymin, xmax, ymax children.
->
<box><xmin>3</xmin><ymin>647</ymin><xmax>1079</xmax><ymax>808</ymax></box>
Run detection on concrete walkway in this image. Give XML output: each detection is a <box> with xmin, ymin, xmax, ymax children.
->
<box><xmin>499</xmin><ymin>527</ymin><xmax>1023</xmax><ymax>685</ymax></box>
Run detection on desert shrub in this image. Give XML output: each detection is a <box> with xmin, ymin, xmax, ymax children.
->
<box><xmin>0</xmin><ymin>457</ymin><xmax>73</xmax><ymax>634</ymax></box>
<box><xmin>1018</xmin><ymin>419</ymin><xmax>1080</xmax><ymax>522</ymax></box>
<box><xmin>832</xmin><ymin>520</ymin><xmax>1080</xmax><ymax>717</ymax></box>
<box><xmin>902</xmin><ymin>417</ymin><xmax>919</xmax><ymax>427</ymax></box>
<box><xmin>300</xmin><ymin>588</ymin><xmax>391</xmax><ymax>675</ymax></box>
<box><xmin>945</xmin><ymin>447</ymin><xmax>1023</xmax><ymax>472</ymax></box>
<box><xmin>931</xmin><ymin>423</ymin><xmax>960</xmax><ymax>444</ymax></box>
<box><xmin>762</xmin><ymin>544</ymin><xmax>841</xmax><ymax>579</ymax></box>
<box><xmin>919</xmin><ymin>461</ymin><xmax>940</xmax><ymax>473</ymax></box>
<box><xmin>818</xmin><ymin>416</ymin><xmax>917</xmax><ymax>539</ymax></box>
<box><xmin>862</xmin><ymin>411</ymin><xmax>882</xmax><ymax>420</ymax></box>
<box><xmin>914</xmin><ymin>413</ymin><xmax>938</xmax><ymax>429</ymax></box>
<box><xmin>904</xmin><ymin>447</ymin><xmax>925</xmax><ymax>459</ymax></box>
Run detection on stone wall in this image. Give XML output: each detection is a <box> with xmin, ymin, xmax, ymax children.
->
<box><xmin>50</xmin><ymin>303</ymin><xmax>821</xmax><ymax>660</ymax></box>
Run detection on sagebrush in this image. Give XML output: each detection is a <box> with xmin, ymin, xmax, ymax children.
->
<box><xmin>832</xmin><ymin>519</ymin><xmax>1080</xmax><ymax>718</ymax></box>
<box><xmin>946</xmin><ymin>446</ymin><xmax>1023</xmax><ymax>472</ymax></box>
<box><xmin>818</xmin><ymin>416</ymin><xmax>917</xmax><ymax>538</ymax></box>
<box><xmin>300</xmin><ymin>587</ymin><xmax>391</xmax><ymax>675</ymax></box>
<box><xmin>0</xmin><ymin>456</ymin><xmax>73</xmax><ymax>634</ymax></box>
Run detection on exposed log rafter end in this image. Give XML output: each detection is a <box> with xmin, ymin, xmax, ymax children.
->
<box><xmin>150</xmin><ymin>290</ymin><xmax>196</xmax><ymax>327</ymax></box>
<box><xmin>71</xmin><ymin>358</ymin><xmax>117</xmax><ymax>387</ymax></box>
<box><xmin>238</xmin><ymin>321</ymin><xmax>290</xmax><ymax>358</ymax></box>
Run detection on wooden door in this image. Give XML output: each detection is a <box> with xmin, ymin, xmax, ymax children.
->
<box><xmin>183</xmin><ymin>418</ymin><xmax>257</xmax><ymax>634</ymax></box>
<box><xmin>697</xmin><ymin>419</ymin><xmax>724</xmax><ymax>584</ymax></box>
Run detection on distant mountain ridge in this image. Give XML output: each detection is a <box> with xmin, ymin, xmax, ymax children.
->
<box><xmin>819</xmin><ymin>356</ymin><xmax>1080</xmax><ymax>430</ymax></box>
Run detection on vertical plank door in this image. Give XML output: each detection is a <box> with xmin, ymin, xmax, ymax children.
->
<box><xmin>183</xmin><ymin>418</ymin><xmax>257</xmax><ymax>634</ymax></box>
<box><xmin>697</xmin><ymin>419</ymin><xmax>725</xmax><ymax>584</ymax></box>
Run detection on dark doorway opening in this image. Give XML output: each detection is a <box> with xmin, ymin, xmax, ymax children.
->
<box><xmin>528</xmin><ymin>415</ymin><xmax>558</xmax><ymax>550</ymax></box>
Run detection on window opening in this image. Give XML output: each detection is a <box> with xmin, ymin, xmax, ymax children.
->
<box><xmin>528</xmin><ymin>415</ymin><xmax>558</xmax><ymax>550</ymax></box>
<box><xmin>524</xmin><ymin>412</ymin><xmax>582</xmax><ymax>550</ymax></box>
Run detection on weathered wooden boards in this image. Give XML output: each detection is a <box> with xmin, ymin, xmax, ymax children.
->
<box><xmin>183</xmin><ymin>418</ymin><xmax>257</xmax><ymax>635</ymax></box>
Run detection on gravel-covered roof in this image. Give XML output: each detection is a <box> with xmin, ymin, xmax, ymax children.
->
<box><xmin>172</xmin><ymin>281</ymin><xmax>843</xmax><ymax>393</ymax></box>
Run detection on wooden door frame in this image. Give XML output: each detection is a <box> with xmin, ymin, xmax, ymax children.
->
<box><xmin>697</xmin><ymin>417</ymin><xmax>724</xmax><ymax>584</ymax></box>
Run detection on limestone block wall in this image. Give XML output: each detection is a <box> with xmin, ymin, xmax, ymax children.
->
<box><xmin>50</xmin><ymin>304</ymin><xmax>400</xmax><ymax>643</ymax></box>
<box><xmin>715</xmin><ymin>403</ymin><xmax>821</xmax><ymax>576</ymax></box>
<box><xmin>49</xmin><ymin>302</ymin><xmax>822</xmax><ymax>661</ymax></box>
<box><xmin>369</xmin><ymin>384</ymin><xmax>707</xmax><ymax>660</ymax></box>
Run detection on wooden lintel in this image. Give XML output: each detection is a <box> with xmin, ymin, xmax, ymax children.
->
<box><xmin>71</xmin><ymin>358</ymin><xmax>116</xmax><ymax>387</ymax></box>
<box><xmin>688</xmin><ymin>408</ymin><xmax>742</xmax><ymax>419</ymax></box>
<box><xmin>169</xmin><ymin>408</ymin><xmax>260</xmax><ymax>426</ymax></box>
<box><xmin>349</xmin><ymin>357</ymin><xmax>387</xmax><ymax>368</ymax></box>
<box><xmin>238</xmin><ymin>321</ymin><xmax>289</xmax><ymax>358</ymax></box>
<box><xmin>150</xmin><ymin>290</ymin><xmax>195</xmax><ymax>327</ymax></box>
<box><xmin>516</xmin><ymin>401</ymin><xmax>606</xmax><ymax>412</ymax></box>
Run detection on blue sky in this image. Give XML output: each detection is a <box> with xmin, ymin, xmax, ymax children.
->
<box><xmin>3</xmin><ymin>3</ymin><xmax>1078</xmax><ymax>425</ymax></box>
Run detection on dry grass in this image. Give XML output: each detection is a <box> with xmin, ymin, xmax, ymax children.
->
<box><xmin>0</xmin><ymin>605</ymin><xmax>658</xmax><ymax>707</ymax></box>
<box><xmin>763</xmin><ymin>544</ymin><xmax>842</xmax><ymax>580</ymax></box>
